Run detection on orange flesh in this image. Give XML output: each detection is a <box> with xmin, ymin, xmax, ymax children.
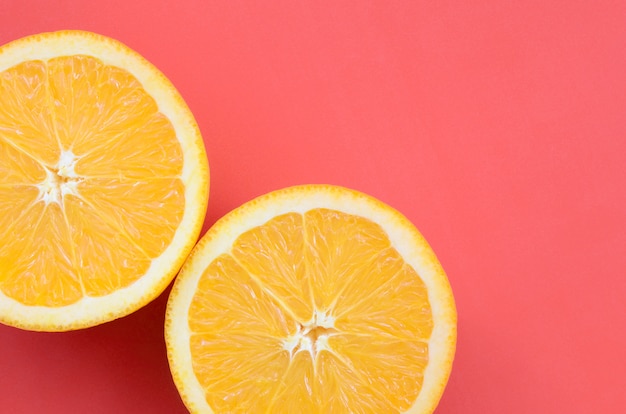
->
<box><xmin>0</xmin><ymin>56</ymin><xmax>185</xmax><ymax>306</ymax></box>
<box><xmin>188</xmin><ymin>210</ymin><xmax>433</xmax><ymax>413</ymax></box>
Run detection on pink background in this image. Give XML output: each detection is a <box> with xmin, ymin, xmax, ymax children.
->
<box><xmin>1</xmin><ymin>1</ymin><xmax>625</xmax><ymax>413</ymax></box>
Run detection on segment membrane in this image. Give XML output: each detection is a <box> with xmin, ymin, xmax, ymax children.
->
<box><xmin>335</xmin><ymin>263</ymin><xmax>433</xmax><ymax>340</ymax></box>
<box><xmin>304</xmin><ymin>208</ymin><xmax>393</xmax><ymax>311</ymax></box>
<box><xmin>189</xmin><ymin>254</ymin><xmax>296</xmax><ymax>412</ymax></box>
<box><xmin>266</xmin><ymin>351</ymin><xmax>317</xmax><ymax>413</ymax></box>
<box><xmin>232</xmin><ymin>213</ymin><xmax>313</xmax><ymax>322</ymax></box>
<box><xmin>328</xmin><ymin>334</ymin><xmax>429</xmax><ymax>411</ymax></box>
<box><xmin>188</xmin><ymin>254</ymin><xmax>297</xmax><ymax>337</ymax></box>
<box><xmin>314</xmin><ymin>351</ymin><xmax>400</xmax><ymax>413</ymax></box>
<box><xmin>0</xmin><ymin>139</ymin><xmax>46</xmax><ymax>184</ymax></box>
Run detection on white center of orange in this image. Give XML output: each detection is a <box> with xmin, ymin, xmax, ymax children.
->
<box><xmin>282</xmin><ymin>309</ymin><xmax>337</xmax><ymax>361</ymax></box>
<box><xmin>36</xmin><ymin>149</ymin><xmax>82</xmax><ymax>205</ymax></box>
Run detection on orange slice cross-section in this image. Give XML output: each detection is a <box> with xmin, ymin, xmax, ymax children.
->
<box><xmin>0</xmin><ymin>31</ymin><xmax>209</xmax><ymax>331</ymax></box>
<box><xmin>166</xmin><ymin>185</ymin><xmax>456</xmax><ymax>414</ymax></box>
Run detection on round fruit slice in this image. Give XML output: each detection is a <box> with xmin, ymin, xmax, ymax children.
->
<box><xmin>0</xmin><ymin>31</ymin><xmax>209</xmax><ymax>331</ymax></box>
<box><xmin>166</xmin><ymin>185</ymin><xmax>456</xmax><ymax>414</ymax></box>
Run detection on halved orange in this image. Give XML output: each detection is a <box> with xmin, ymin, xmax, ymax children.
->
<box><xmin>166</xmin><ymin>185</ymin><xmax>456</xmax><ymax>413</ymax></box>
<box><xmin>0</xmin><ymin>31</ymin><xmax>209</xmax><ymax>331</ymax></box>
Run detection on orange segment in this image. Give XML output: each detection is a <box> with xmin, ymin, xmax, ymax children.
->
<box><xmin>0</xmin><ymin>139</ymin><xmax>46</xmax><ymax>184</ymax></box>
<box><xmin>46</xmin><ymin>55</ymin><xmax>155</xmax><ymax>154</ymax></box>
<box><xmin>166</xmin><ymin>185</ymin><xmax>456</xmax><ymax>414</ymax></box>
<box><xmin>192</xmin><ymin>332</ymin><xmax>291</xmax><ymax>413</ymax></box>
<box><xmin>0</xmin><ymin>202</ymin><xmax>82</xmax><ymax>307</ymax></box>
<box><xmin>77</xmin><ymin>177</ymin><xmax>185</xmax><ymax>258</ymax></box>
<box><xmin>0</xmin><ymin>60</ymin><xmax>59</xmax><ymax>166</ymax></box>
<box><xmin>314</xmin><ymin>350</ymin><xmax>398</xmax><ymax>413</ymax></box>
<box><xmin>304</xmin><ymin>208</ymin><xmax>394</xmax><ymax>312</ymax></box>
<box><xmin>188</xmin><ymin>255</ymin><xmax>294</xmax><ymax>413</ymax></box>
<box><xmin>267</xmin><ymin>351</ymin><xmax>317</xmax><ymax>413</ymax></box>
<box><xmin>63</xmin><ymin>196</ymin><xmax>152</xmax><ymax>297</ymax></box>
<box><xmin>188</xmin><ymin>254</ymin><xmax>296</xmax><ymax>337</ymax></box>
<box><xmin>328</xmin><ymin>334</ymin><xmax>429</xmax><ymax>411</ymax></box>
<box><xmin>44</xmin><ymin>55</ymin><xmax>184</xmax><ymax>178</ymax></box>
<box><xmin>74</xmin><ymin>114</ymin><xmax>183</xmax><ymax>178</ymax></box>
<box><xmin>0</xmin><ymin>185</ymin><xmax>40</xmax><ymax>239</ymax></box>
<box><xmin>336</xmin><ymin>263</ymin><xmax>434</xmax><ymax>339</ymax></box>
<box><xmin>0</xmin><ymin>198</ymin><xmax>43</xmax><ymax>288</ymax></box>
<box><xmin>232</xmin><ymin>213</ymin><xmax>312</xmax><ymax>322</ymax></box>
<box><xmin>0</xmin><ymin>31</ymin><xmax>208</xmax><ymax>331</ymax></box>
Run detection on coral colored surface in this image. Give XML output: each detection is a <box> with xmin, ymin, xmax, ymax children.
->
<box><xmin>1</xmin><ymin>1</ymin><xmax>625</xmax><ymax>413</ymax></box>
